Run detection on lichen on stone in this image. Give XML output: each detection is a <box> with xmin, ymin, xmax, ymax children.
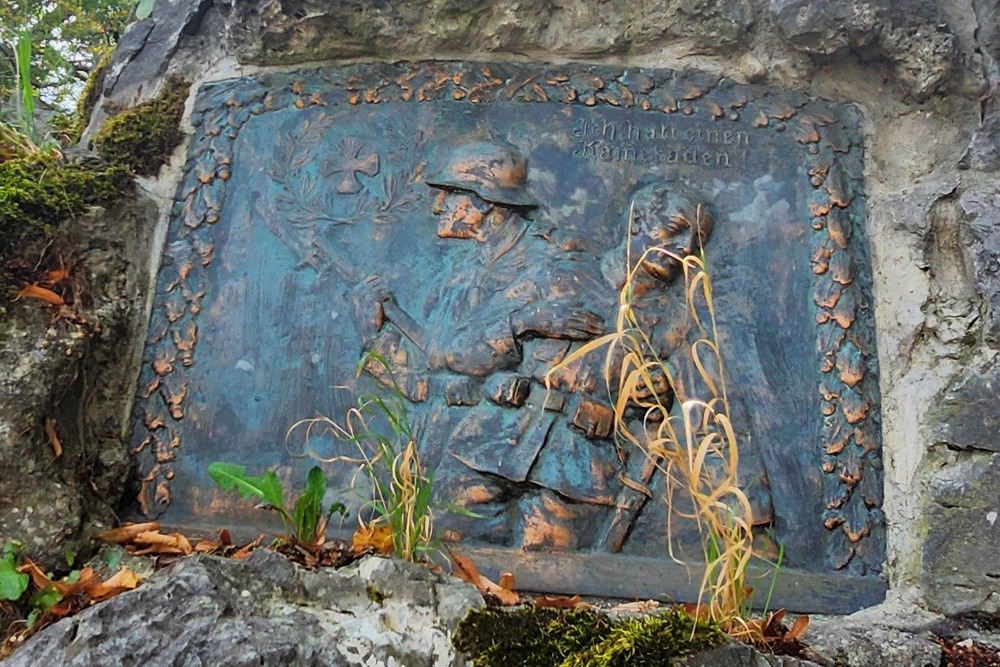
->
<box><xmin>452</xmin><ymin>606</ymin><xmax>724</xmax><ymax>667</ymax></box>
<box><xmin>93</xmin><ymin>75</ymin><xmax>189</xmax><ymax>176</ymax></box>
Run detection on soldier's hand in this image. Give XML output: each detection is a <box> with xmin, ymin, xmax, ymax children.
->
<box><xmin>352</xmin><ymin>274</ymin><xmax>390</xmax><ymax>302</ymax></box>
<box><xmin>350</xmin><ymin>275</ymin><xmax>390</xmax><ymax>343</ymax></box>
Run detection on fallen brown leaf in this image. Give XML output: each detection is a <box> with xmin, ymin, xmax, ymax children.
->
<box><xmin>681</xmin><ymin>602</ymin><xmax>709</xmax><ymax>620</ymax></box>
<box><xmin>535</xmin><ymin>594</ymin><xmax>584</xmax><ymax>609</ymax></box>
<box><xmin>787</xmin><ymin>615</ymin><xmax>809</xmax><ymax>641</ymax></box>
<box><xmin>232</xmin><ymin>534</ymin><xmax>264</xmax><ymax>560</ymax></box>
<box><xmin>96</xmin><ymin>522</ymin><xmax>162</xmax><ymax>545</ymax></box>
<box><xmin>18</xmin><ymin>562</ymin><xmax>98</xmax><ymax>598</ymax></box>
<box><xmin>87</xmin><ymin>567</ymin><xmax>140</xmax><ymax>602</ymax></box>
<box><xmin>351</xmin><ymin>524</ymin><xmax>394</xmax><ymax>556</ymax></box>
<box><xmin>448</xmin><ymin>551</ymin><xmax>519</xmax><ymax>605</ymax></box>
<box><xmin>41</xmin><ymin>269</ymin><xmax>69</xmax><ymax>285</ymax></box>
<box><xmin>498</xmin><ymin>572</ymin><xmax>516</xmax><ymax>591</ymax></box>
<box><xmin>14</xmin><ymin>284</ymin><xmax>64</xmax><ymax>306</ymax></box>
<box><xmin>193</xmin><ymin>539</ymin><xmax>221</xmax><ymax>553</ymax></box>
<box><xmin>44</xmin><ymin>418</ymin><xmax>62</xmax><ymax>458</ymax></box>
<box><xmin>17</xmin><ymin>561</ymin><xmax>56</xmax><ymax>591</ymax></box>
<box><xmin>131</xmin><ymin>530</ymin><xmax>192</xmax><ymax>556</ymax></box>
<box><xmin>449</xmin><ymin>551</ymin><xmax>482</xmax><ymax>586</ymax></box>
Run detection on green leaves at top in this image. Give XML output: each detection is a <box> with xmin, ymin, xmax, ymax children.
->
<box><xmin>0</xmin><ymin>1</ymin><xmax>135</xmax><ymax>110</ymax></box>
<box><xmin>293</xmin><ymin>466</ymin><xmax>326</xmax><ymax>543</ymax></box>
<box><xmin>208</xmin><ymin>462</ymin><xmax>345</xmax><ymax>550</ymax></box>
<box><xmin>135</xmin><ymin>0</ymin><xmax>155</xmax><ymax>20</ymax></box>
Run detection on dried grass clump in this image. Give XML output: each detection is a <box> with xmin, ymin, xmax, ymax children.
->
<box><xmin>547</xmin><ymin>205</ymin><xmax>755</xmax><ymax>630</ymax></box>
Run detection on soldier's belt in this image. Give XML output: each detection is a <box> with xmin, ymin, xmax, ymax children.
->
<box><xmin>427</xmin><ymin>372</ymin><xmax>615</xmax><ymax>440</ymax></box>
<box><xmin>423</xmin><ymin>373</ymin><xmax>531</xmax><ymax>407</ymax></box>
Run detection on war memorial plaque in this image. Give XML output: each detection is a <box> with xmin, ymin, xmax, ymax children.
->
<box><xmin>131</xmin><ymin>62</ymin><xmax>884</xmax><ymax>612</ymax></box>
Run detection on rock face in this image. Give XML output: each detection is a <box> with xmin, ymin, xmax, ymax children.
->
<box><xmin>91</xmin><ymin>0</ymin><xmax>970</xmax><ymax>112</ymax></box>
<box><xmin>3</xmin><ymin>551</ymin><xmax>484</xmax><ymax>667</ymax></box>
<box><xmin>0</xmin><ymin>200</ymin><xmax>156</xmax><ymax>566</ymax></box>
<box><xmin>769</xmin><ymin>0</ymin><xmax>955</xmax><ymax>98</ymax></box>
<box><xmin>923</xmin><ymin>449</ymin><xmax>1000</xmax><ymax>615</ymax></box>
<box><xmin>804</xmin><ymin>615</ymin><xmax>942</xmax><ymax>667</ymax></box>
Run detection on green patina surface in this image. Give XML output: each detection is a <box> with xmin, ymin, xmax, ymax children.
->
<box><xmin>453</xmin><ymin>606</ymin><xmax>725</xmax><ymax>667</ymax></box>
<box><xmin>93</xmin><ymin>76</ymin><xmax>189</xmax><ymax>176</ymax></box>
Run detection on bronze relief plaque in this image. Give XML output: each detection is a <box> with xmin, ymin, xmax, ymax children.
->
<box><xmin>132</xmin><ymin>62</ymin><xmax>884</xmax><ymax>612</ymax></box>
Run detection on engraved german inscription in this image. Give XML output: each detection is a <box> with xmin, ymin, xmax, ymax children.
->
<box><xmin>571</xmin><ymin>118</ymin><xmax>751</xmax><ymax>166</ymax></box>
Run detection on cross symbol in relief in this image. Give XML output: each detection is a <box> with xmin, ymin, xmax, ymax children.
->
<box><xmin>326</xmin><ymin>137</ymin><xmax>380</xmax><ymax>194</ymax></box>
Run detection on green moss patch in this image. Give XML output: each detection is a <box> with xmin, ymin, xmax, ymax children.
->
<box><xmin>93</xmin><ymin>76</ymin><xmax>189</xmax><ymax>176</ymax></box>
<box><xmin>0</xmin><ymin>155</ymin><xmax>132</xmax><ymax>258</ymax></box>
<box><xmin>453</xmin><ymin>606</ymin><xmax>725</xmax><ymax>667</ymax></box>
<box><xmin>562</xmin><ymin>611</ymin><xmax>726</xmax><ymax>667</ymax></box>
<box><xmin>64</xmin><ymin>49</ymin><xmax>115</xmax><ymax>144</ymax></box>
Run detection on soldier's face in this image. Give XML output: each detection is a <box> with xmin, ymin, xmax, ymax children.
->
<box><xmin>633</xmin><ymin>212</ymin><xmax>690</xmax><ymax>283</ymax></box>
<box><xmin>433</xmin><ymin>190</ymin><xmax>491</xmax><ymax>240</ymax></box>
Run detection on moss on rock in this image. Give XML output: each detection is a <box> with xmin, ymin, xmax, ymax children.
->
<box><xmin>0</xmin><ymin>155</ymin><xmax>132</xmax><ymax>258</ymax></box>
<box><xmin>93</xmin><ymin>76</ymin><xmax>189</xmax><ymax>176</ymax></box>
<box><xmin>453</xmin><ymin>606</ymin><xmax>725</xmax><ymax>667</ymax></box>
<box><xmin>454</xmin><ymin>607</ymin><xmax>614</xmax><ymax>667</ymax></box>
<box><xmin>70</xmin><ymin>49</ymin><xmax>115</xmax><ymax>143</ymax></box>
<box><xmin>562</xmin><ymin>610</ymin><xmax>726</xmax><ymax>667</ymax></box>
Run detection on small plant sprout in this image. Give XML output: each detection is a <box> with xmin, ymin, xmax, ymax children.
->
<box><xmin>208</xmin><ymin>462</ymin><xmax>345</xmax><ymax>552</ymax></box>
<box><xmin>289</xmin><ymin>352</ymin><xmax>439</xmax><ymax>563</ymax></box>
<box><xmin>0</xmin><ymin>542</ymin><xmax>28</xmax><ymax>602</ymax></box>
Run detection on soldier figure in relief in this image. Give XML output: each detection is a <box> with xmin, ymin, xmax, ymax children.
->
<box><xmin>349</xmin><ymin>140</ymin><xmax>605</xmax><ymax>542</ymax></box>
<box><xmin>515</xmin><ymin>181</ymin><xmax>775</xmax><ymax>553</ymax></box>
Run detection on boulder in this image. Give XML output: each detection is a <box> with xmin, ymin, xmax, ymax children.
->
<box><xmin>3</xmin><ymin>551</ymin><xmax>484</xmax><ymax>667</ymax></box>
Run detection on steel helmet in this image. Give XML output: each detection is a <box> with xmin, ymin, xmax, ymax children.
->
<box><xmin>426</xmin><ymin>141</ymin><xmax>539</xmax><ymax>208</ymax></box>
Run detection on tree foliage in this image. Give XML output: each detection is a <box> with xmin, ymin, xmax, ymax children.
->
<box><xmin>0</xmin><ymin>1</ymin><xmax>135</xmax><ymax>111</ymax></box>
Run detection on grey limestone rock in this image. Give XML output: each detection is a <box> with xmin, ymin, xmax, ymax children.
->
<box><xmin>769</xmin><ymin>0</ymin><xmax>955</xmax><ymax>98</ymax></box>
<box><xmin>803</xmin><ymin>616</ymin><xmax>942</xmax><ymax>667</ymax></box>
<box><xmin>222</xmin><ymin>0</ymin><xmax>756</xmax><ymax>64</ymax></box>
<box><xmin>2</xmin><ymin>550</ymin><xmax>484</xmax><ymax>667</ymax></box>
<box><xmin>0</xmin><ymin>200</ymin><xmax>155</xmax><ymax>567</ymax></box>
<box><xmin>959</xmin><ymin>184</ymin><xmax>1000</xmax><ymax>343</ymax></box>
<box><xmin>102</xmin><ymin>0</ymin><xmax>213</xmax><ymax>100</ymax></box>
<box><xmin>922</xmin><ymin>447</ymin><xmax>1000</xmax><ymax>615</ymax></box>
<box><xmin>932</xmin><ymin>359</ymin><xmax>1000</xmax><ymax>453</ymax></box>
<box><xmin>676</xmin><ymin>642</ymin><xmax>822</xmax><ymax>666</ymax></box>
<box><xmin>965</xmin><ymin>102</ymin><xmax>1000</xmax><ymax>172</ymax></box>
